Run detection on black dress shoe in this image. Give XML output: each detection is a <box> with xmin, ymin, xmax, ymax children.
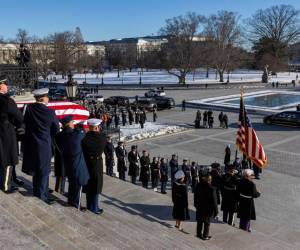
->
<box><xmin>48</xmin><ymin>189</ymin><xmax>54</xmax><ymax>194</ymax></box>
<box><xmin>46</xmin><ymin>199</ymin><xmax>55</xmax><ymax>205</ymax></box>
<box><xmin>95</xmin><ymin>209</ymin><xmax>104</xmax><ymax>215</ymax></box>
<box><xmin>14</xmin><ymin>179</ymin><xmax>24</xmax><ymax>186</ymax></box>
<box><xmin>202</xmin><ymin>236</ymin><xmax>212</xmax><ymax>240</ymax></box>
<box><xmin>4</xmin><ymin>188</ymin><xmax>18</xmax><ymax>194</ymax></box>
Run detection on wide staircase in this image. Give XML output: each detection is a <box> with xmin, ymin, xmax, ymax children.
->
<box><xmin>0</xmin><ymin>170</ymin><xmax>288</xmax><ymax>250</ymax></box>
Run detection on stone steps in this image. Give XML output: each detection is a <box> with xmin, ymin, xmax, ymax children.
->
<box><xmin>1</xmin><ymin>169</ymin><xmax>287</xmax><ymax>250</ymax></box>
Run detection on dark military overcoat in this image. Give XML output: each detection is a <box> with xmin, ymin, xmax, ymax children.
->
<box><xmin>22</xmin><ymin>103</ymin><xmax>59</xmax><ymax>176</ymax></box>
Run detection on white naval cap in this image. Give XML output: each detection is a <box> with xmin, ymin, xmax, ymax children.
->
<box><xmin>242</xmin><ymin>169</ymin><xmax>254</xmax><ymax>177</ymax></box>
<box><xmin>32</xmin><ymin>88</ymin><xmax>49</xmax><ymax>97</ymax></box>
<box><xmin>175</xmin><ymin>170</ymin><xmax>185</xmax><ymax>180</ymax></box>
<box><xmin>87</xmin><ymin>118</ymin><xmax>102</xmax><ymax>126</ymax></box>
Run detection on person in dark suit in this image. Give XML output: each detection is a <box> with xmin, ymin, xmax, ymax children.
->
<box><xmin>115</xmin><ymin>141</ymin><xmax>127</xmax><ymax>181</ymax></box>
<box><xmin>55</xmin><ymin>115</ymin><xmax>90</xmax><ymax>209</ymax></box>
<box><xmin>169</xmin><ymin>154</ymin><xmax>178</xmax><ymax>185</ymax></box>
<box><xmin>150</xmin><ymin>157</ymin><xmax>160</xmax><ymax>191</ymax></box>
<box><xmin>104</xmin><ymin>136</ymin><xmax>115</xmax><ymax>176</ymax></box>
<box><xmin>237</xmin><ymin>169</ymin><xmax>260</xmax><ymax>232</ymax></box>
<box><xmin>194</xmin><ymin>174</ymin><xmax>218</xmax><ymax>240</ymax></box>
<box><xmin>224</xmin><ymin>145</ymin><xmax>231</xmax><ymax>171</ymax></box>
<box><xmin>172</xmin><ymin>170</ymin><xmax>190</xmax><ymax>231</ymax></box>
<box><xmin>82</xmin><ymin>119</ymin><xmax>106</xmax><ymax>215</ymax></box>
<box><xmin>221</xmin><ymin>165</ymin><xmax>239</xmax><ymax>226</ymax></box>
<box><xmin>22</xmin><ymin>88</ymin><xmax>59</xmax><ymax>204</ymax></box>
<box><xmin>128</xmin><ymin>108</ymin><xmax>134</xmax><ymax>125</ymax></box>
<box><xmin>139</xmin><ymin>150</ymin><xmax>150</xmax><ymax>188</ymax></box>
<box><xmin>128</xmin><ymin>145</ymin><xmax>140</xmax><ymax>184</ymax></box>
<box><xmin>0</xmin><ymin>76</ymin><xmax>24</xmax><ymax>193</ymax></box>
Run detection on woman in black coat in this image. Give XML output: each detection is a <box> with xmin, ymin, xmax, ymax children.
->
<box><xmin>139</xmin><ymin>150</ymin><xmax>150</xmax><ymax>188</ymax></box>
<box><xmin>237</xmin><ymin>169</ymin><xmax>260</xmax><ymax>232</ymax></box>
<box><xmin>172</xmin><ymin>170</ymin><xmax>189</xmax><ymax>231</ymax></box>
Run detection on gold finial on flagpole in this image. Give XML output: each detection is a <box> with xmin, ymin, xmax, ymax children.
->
<box><xmin>240</xmin><ymin>86</ymin><xmax>245</xmax><ymax>96</ymax></box>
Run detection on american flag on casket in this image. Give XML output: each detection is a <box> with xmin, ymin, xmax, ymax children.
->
<box><xmin>17</xmin><ymin>101</ymin><xmax>90</xmax><ymax>126</ymax></box>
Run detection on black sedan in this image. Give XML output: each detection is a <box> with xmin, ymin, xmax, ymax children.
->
<box><xmin>103</xmin><ymin>96</ymin><xmax>130</xmax><ymax>106</ymax></box>
<box><xmin>152</xmin><ymin>96</ymin><xmax>175</xmax><ymax>110</ymax></box>
<box><xmin>263</xmin><ymin>111</ymin><xmax>300</xmax><ymax>127</ymax></box>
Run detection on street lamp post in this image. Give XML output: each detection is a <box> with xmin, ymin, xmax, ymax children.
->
<box><xmin>139</xmin><ymin>70</ymin><xmax>142</xmax><ymax>85</ymax></box>
<box><xmin>65</xmin><ymin>72</ymin><xmax>78</xmax><ymax>101</ymax></box>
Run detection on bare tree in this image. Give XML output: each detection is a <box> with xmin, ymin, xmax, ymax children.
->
<box><xmin>159</xmin><ymin>12</ymin><xmax>205</xmax><ymax>84</ymax></box>
<box><xmin>248</xmin><ymin>5</ymin><xmax>300</xmax><ymax>73</ymax></box>
<box><xmin>50</xmin><ymin>30</ymin><xmax>86</xmax><ymax>76</ymax></box>
<box><xmin>123</xmin><ymin>43</ymin><xmax>137</xmax><ymax>71</ymax></box>
<box><xmin>204</xmin><ymin>11</ymin><xmax>242</xmax><ymax>82</ymax></box>
<box><xmin>16</xmin><ymin>29</ymin><xmax>30</xmax><ymax>44</ymax></box>
<box><xmin>105</xmin><ymin>44</ymin><xmax>125</xmax><ymax>77</ymax></box>
<box><xmin>30</xmin><ymin>37</ymin><xmax>54</xmax><ymax>80</ymax></box>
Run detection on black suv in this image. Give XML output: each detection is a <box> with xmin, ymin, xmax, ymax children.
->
<box><xmin>103</xmin><ymin>96</ymin><xmax>130</xmax><ymax>106</ymax></box>
<box><xmin>131</xmin><ymin>98</ymin><xmax>157</xmax><ymax>111</ymax></box>
<box><xmin>153</xmin><ymin>96</ymin><xmax>175</xmax><ymax>110</ymax></box>
<box><xmin>263</xmin><ymin>111</ymin><xmax>300</xmax><ymax>127</ymax></box>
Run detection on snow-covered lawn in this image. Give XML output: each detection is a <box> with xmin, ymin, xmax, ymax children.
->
<box><xmin>119</xmin><ymin>122</ymin><xmax>187</xmax><ymax>142</ymax></box>
<box><xmin>42</xmin><ymin>69</ymin><xmax>300</xmax><ymax>85</ymax></box>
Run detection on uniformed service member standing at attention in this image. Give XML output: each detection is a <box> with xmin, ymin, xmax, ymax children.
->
<box><xmin>104</xmin><ymin>136</ymin><xmax>115</xmax><ymax>177</ymax></box>
<box><xmin>0</xmin><ymin>76</ymin><xmax>24</xmax><ymax>193</ymax></box>
<box><xmin>128</xmin><ymin>145</ymin><xmax>140</xmax><ymax>185</ymax></box>
<box><xmin>115</xmin><ymin>141</ymin><xmax>127</xmax><ymax>181</ymax></box>
<box><xmin>55</xmin><ymin>115</ymin><xmax>90</xmax><ymax>209</ymax></box>
<box><xmin>22</xmin><ymin>88</ymin><xmax>59</xmax><ymax>204</ymax></box>
<box><xmin>82</xmin><ymin>118</ymin><xmax>106</xmax><ymax>215</ymax></box>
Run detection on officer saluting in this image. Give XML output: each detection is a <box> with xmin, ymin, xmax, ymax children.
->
<box><xmin>0</xmin><ymin>76</ymin><xmax>23</xmax><ymax>193</ymax></box>
<box><xmin>22</xmin><ymin>88</ymin><xmax>59</xmax><ymax>204</ymax></box>
<box><xmin>82</xmin><ymin>118</ymin><xmax>106</xmax><ymax>215</ymax></box>
<box><xmin>55</xmin><ymin>115</ymin><xmax>90</xmax><ymax>209</ymax></box>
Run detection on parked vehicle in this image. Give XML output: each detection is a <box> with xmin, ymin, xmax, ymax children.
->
<box><xmin>86</xmin><ymin>94</ymin><xmax>104</xmax><ymax>103</ymax></box>
<box><xmin>145</xmin><ymin>89</ymin><xmax>166</xmax><ymax>97</ymax></box>
<box><xmin>152</xmin><ymin>96</ymin><xmax>175</xmax><ymax>110</ymax></box>
<box><xmin>131</xmin><ymin>98</ymin><xmax>157</xmax><ymax>111</ymax></box>
<box><xmin>263</xmin><ymin>111</ymin><xmax>300</xmax><ymax>127</ymax></box>
<box><xmin>103</xmin><ymin>96</ymin><xmax>130</xmax><ymax>106</ymax></box>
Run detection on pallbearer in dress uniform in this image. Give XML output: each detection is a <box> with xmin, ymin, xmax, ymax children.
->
<box><xmin>22</xmin><ymin>88</ymin><xmax>59</xmax><ymax>204</ymax></box>
<box><xmin>55</xmin><ymin>115</ymin><xmax>90</xmax><ymax>209</ymax></box>
<box><xmin>115</xmin><ymin>141</ymin><xmax>127</xmax><ymax>181</ymax></box>
<box><xmin>82</xmin><ymin>119</ymin><xmax>106</xmax><ymax>215</ymax></box>
<box><xmin>0</xmin><ymin>76</ymin><xmax>23</xmax><ymax>193</ymax></box>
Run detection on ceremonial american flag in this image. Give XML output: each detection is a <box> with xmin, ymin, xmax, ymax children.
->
<box><xmin>17</xmin><ymin>101</ymin><xmax>90</xmax><ymax>126</ymax></box>
<box><xmin>236</xmin><ymin>91</ymin><xmax>267</xmax><ymax>168</ymax></box>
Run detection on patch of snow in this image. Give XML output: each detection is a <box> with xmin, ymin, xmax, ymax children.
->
<box><xmin>119</xmin><ymin>122</ymin><xmax>186</xmax><ymax>142</ymax></box>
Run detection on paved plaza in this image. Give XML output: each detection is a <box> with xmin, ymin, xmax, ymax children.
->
<box><xmin>100</xmin><ymin>87</ymin><xmax>300</xmax><ymax>246</ymax></box>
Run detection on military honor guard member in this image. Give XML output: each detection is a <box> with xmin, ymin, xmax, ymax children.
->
<box><xmin>115</xmin><ymin>141</ymin><xmax>127</xmax><ymax>181</ymax></box>
<box><xmin>104</xmin><ymin>136</ymin><xmax>115</xmax><ymax>177</ymax></box>
<box><xmin>128</xmin><ymin>145</ymin><xmax>140</xmax><ymax>184</ymax></box>
<box><xmin>22</xmin><ymin>88</ymin><xmax>59</xmax><ymax>204</ymax></box>
<box><xmin>82</xmin><ymin>118</ymin><xmax>106</xmax><ymax>214</ymax></box>
<box><xmin>0</xmin><ymin>76</ymin><xmax>24</xmax><ymax>193</ymax></box>
<box><xmin>221</xmin><ymin>165</ymin><xmax>239</xmax><ymax>226</ymax></box>
<box><xmin>160</xmin><ymin>158</ymin><xmax>168</xmax><ymax>194</ymax></box>
<box><xmin>139</xmin><ymin>150</ymin><xmax>150</xmax><ymax>189</ymax></box>
<box><xmin>55</xmin><ymin>115</ymin><xmax>90</xmax><ymax>209</ymax></box>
